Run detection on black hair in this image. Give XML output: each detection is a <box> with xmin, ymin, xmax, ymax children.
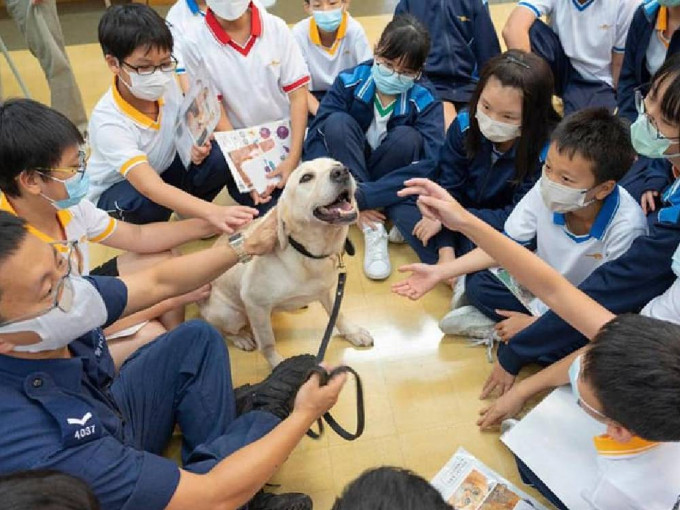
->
<box><xmin>332</xmin><ymin>467</ymin><xmax>451</xmax><ymax>510</ymax></box>
<box><xmin>98</xmin><ymin>4</ymin><xmax>173</xmax><ymax>62</ymax></box>
<box><xmin>466</xmin><ymin>50</ymin><xmax>561</xmax><ymax>185</ymax></box>
<box><xmin>0</xmin><ymin>470</ymin><xmax>100</xmax><ymax>510</ymax></box>
<box><xmin>583</xmin><ymin>314</ymin><xmax>680</xmax><ymax>442</ymax></box>
<box><xmin>374</xmin><ymin>14</ymin><xmax>430</xmax><ymax>73</ymax></box>
<box><xmin>0</xmin><ymin>99</ymin><xmax>83</xmax><ymax>198</ymax></box>
<box><xmin>551</xmin><ymin>108</ymin><xmax>634</xmax><ymax>184</ymax></box>
<box><xmin>649</xmin><ymin>52</ymin><xmax>680</xmax><ymax>139</ymax></box>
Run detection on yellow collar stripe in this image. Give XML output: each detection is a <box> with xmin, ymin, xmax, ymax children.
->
<box><xmin>112</xmin><ymin>77</ymin><xmax>164</xmax><ymax>130</ymax></box>
<box><xmin>309</xmin><ymin>12</ymin><xmax>348</xmax><ymax>56</ymax></box>
<box><xmin>593</xmin><ymin>435</ymin><xmax>660</xmax><ymax>457</ymax></box>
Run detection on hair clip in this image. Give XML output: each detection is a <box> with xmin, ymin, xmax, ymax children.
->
<box><xmin>504</xmin><ymin>55</ymin><xmax>531</xmax><ymax>69</ymax></box>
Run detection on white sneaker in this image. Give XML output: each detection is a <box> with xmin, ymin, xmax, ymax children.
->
<box><xmin>388</xmin><ymin>225</ymin><xmax>406</xmax><ymax>244</ymax></box>
<box><xmin>363</xmin><ymin>223</ymin><xmax>392</xmax><ymax>280</ymax></box>
<box><xmin>439</xmin><ymin>305</ymin><xmax>495</xmax><ymax>338</ymax></box>
<box><xmin>450</xmin><ymin>275</ymin><xmax>469</xmax><ymax>309</ymax></box>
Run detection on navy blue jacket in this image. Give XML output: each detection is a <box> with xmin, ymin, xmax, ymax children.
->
<box><xmin>618</xmin><ymin>1</ymin><xmax>680</xmax><ymax>123</ymax></box>
<box><xmin>304</xmin><ymin>61</ymin><xmax>445</xmax><ymax>209</ymax></box>
<box><xmin>498</xmin><ymin>183</ymin><xmax>680</xmax><ymax>374</ymax></box>
<box><xmin>435</xmin><ymin>111</ymin><xmax>547</xmax><ymax>248</ymax></box>
<box><xmin>394</xmin><ymin>0</ymin><xmax>501</xmax><ymax>103</ymax></box>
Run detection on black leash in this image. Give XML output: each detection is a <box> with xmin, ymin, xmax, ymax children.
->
<box><xmin>301</xmin><ymin>238</ymin><xmax>365</xmax><ymax>441</ymax></box>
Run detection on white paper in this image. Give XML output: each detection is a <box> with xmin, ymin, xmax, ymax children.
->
<box><xmin>175</xmin><ymin>71</ymin><xmax>221</xmax><ymax>168</ymax></box>
<box><xmin>431</xmin><ymin>447</ymin><xmax>547</xmax><ymax>510</ymax></box>
<box><xmin>213</xmin><ymin>120</ymin><xmax>291</xmax><ymax>195</ymax></box>
<box><xmin>501</xmin><ymin>387</ymin><xmax>606</xmax><ymax>510</ymax></box>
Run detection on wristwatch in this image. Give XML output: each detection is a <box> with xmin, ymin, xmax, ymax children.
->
<box><xmin>229</xmin><ymin>233</ymin><xmax>252</xmax><ymax>264</ymax></box>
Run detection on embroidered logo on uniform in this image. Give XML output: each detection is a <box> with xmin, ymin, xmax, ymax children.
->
<box><xmin>457</xmin><ymin>15</ymin><xmax>470</xmax><ymax>22</ymax></box>
<box><xmin>67</xmin><ymin>412</ymin><xmax>93</xmax><ymax>426</ymax></box>
<box><xmin>585</xmin><ymin>253</ymin><xmax>603</xmax><ymax>260</ymax></box>
<box><xmin>598</xmin><ymin>24</ymin><xmax>611</xmax><ymax>30</ymax></box>
<box><xmin>269</xmin><ymin>60</ymin><xmax>281</xmax><ymax>67</ymax></box>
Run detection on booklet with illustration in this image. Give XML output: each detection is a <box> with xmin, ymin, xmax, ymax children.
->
<box><xmin>175</xmin><ymin>72</ymin><xmax>221</xmax><ymax>167</ymax></box>
<box><xmin>431</xmin><ymin>447</ymin><xmax>547</xmax><ymax>510</ymax></box>
<box><xmin>488</xmin><ymin>268</ymin><xmax>544</xmax><ymax>317</ymax></box>
<box><xmin>212</xmin><ymin>120</ymin><xmax>291</xmax><ymax>195</ymax></box>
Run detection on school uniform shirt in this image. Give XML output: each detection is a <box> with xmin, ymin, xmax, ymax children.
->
<box><xmin>618</xmin><ymin>1</ymin><xmax>680</xmax><ymax>123</ymax></box>
<box><xmin>518</xmin><ymin>0</ymin><xmax>639</xmax><ymax>87</ymax></box>
<box><xmin>394</xmin><ymin>0</ymin><xmax>501</xmax><ymax>103</ymax></box>
<box><xmin>0</xmin><ymin>194</ymin><xmax>117</xmax><ymax>275</ymax></box>
<box><xmin>504</xmin><ymin>183</ymin><xmax>648</xmax><ymax>303</ymax></box>
<box><xmin>166</xmin><ymin>0</ymin><xmax>205</xmax><ymax>74</ymax></box>
<box><xmin>182</xmin><ymin>3</ymin><xmax>310</xmax><ymax>129</ymax></box>
<box><xmin>291</xmin><ymin>13</ymin><xmax>372</xmax><ymax>93</ymax></box>
<box><xmin>582</xmin><ymin>436</ymin><xmax>680</xmax><ymax>509</ymax></box>
<box><xmin>86</xmin><ymin>78</ymin><xmax>182</xmax><ymax>205</ymax></box>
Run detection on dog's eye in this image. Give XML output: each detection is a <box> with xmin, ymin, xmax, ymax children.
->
<box><xmin>299</xmin><ymin>174</ymin><xmax>314</xmax><ymax>183</ymax></box>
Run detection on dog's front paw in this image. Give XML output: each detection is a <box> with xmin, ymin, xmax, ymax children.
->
<box><xmin>230</xmin><ymin>334</ymin><xmax>257</xmax><ymax>351</ymax></box>
<box><xmin>342</xmin><ymin>327</ymin><xmax>374</xmax><ymax>347</ymax></box>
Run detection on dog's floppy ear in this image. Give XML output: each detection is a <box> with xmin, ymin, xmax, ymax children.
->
<box><xmin>276</xmin><ymin>200</ymin><xmax>289</xmax><ymax>249</ymax></box>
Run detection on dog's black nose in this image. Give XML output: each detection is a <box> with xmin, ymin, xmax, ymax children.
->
<box><xmin>331</xmin><ymin>166</ymin><xmax>350</xmax><ymax>184</ymax></box>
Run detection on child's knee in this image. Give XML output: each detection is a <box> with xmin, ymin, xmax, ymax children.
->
<box><xmin>322</xmin><ymin>111</ymin><xmax>362</xmax><ymax>140</ymax></box>
<box><xmin>387</xmin><ymin>126</ymin><xmax>424</xmax><ymax>155</ymax></box>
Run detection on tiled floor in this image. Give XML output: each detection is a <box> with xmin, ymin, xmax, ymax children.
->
<box><xmin>0</xmin><ymin>2</ymin><xmax>551</xmax><ymax>508</ymax></box>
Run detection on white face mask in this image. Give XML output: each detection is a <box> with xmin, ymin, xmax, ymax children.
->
<box><xmin>475</xmin><ymin>108</ymin><xmax>521</xmax><ymax>143</ymax></box>
<box><xmin>121</xmin><ymin>68</ymin><xmax>173</xmax><ymax>102</ymax></box>
<box><xmin>208</xmin><ymin>0</ymin><xmax>250</xmax><ymax>20</ymax></box>
<box><xmin>0</xmin><ymin>276</ymin><xmax>108</xmax><ymax>353</ymax></box>
<box><xmin>539</xmin><ymin>169</ymin><xmax>595</xmax><ymax>213</ymax></box>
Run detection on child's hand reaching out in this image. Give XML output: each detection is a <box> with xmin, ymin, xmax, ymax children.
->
<box><xmin>494</xmin><ymin>310</ymin><xmax>537</xmax><ymax>343</ymax></box>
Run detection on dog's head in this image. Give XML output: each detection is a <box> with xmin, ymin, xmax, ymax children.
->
<box><xmin>276</xmin><ymin>158</ymin><xmax>358</xmax><ymax>249</ymax></box>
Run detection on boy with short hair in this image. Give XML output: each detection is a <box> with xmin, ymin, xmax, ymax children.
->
<box><xmin>400</xmin><ymin>177</ymin><xmax>680</xmax><ymax>509</ymax></box>
<box><xmin>181</xmin><ymin>0</ymin><xmax>310</xmax><ymax>205</ymax></box>
<box><xmin>87</xmin><ymin>4</ymin><xmax>261</xmax><ymax>228</ymax></box>
<box><xmin>502</xmin><ymin>0</ymin><xmax>639</xmax><ymax>115</ymax></box>
<box><xmin>0</xmin><ymin>98</ymin><xmax>216</xmax><ymax>367</ymax></box>
<box><xmin>394</xmin><ymin>0</ymin><xmax>501</xmax><ymax>129</ymax></box>
<box><xmin>292</xmin><ymin>0</ymin><xmax>372</xmax><ymax>117</ymax></box>
<box><xmin>394</xmin><ymin>109</ymin><xmax>647</xmax><ymax>344</ymax></box>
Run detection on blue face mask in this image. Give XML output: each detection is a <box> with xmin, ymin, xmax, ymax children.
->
<box><xmin>42</xmin><ymin>172</ymin><xmax>90</xmax><ymax>210</ymax></box>
<box><xmin>313</xmin><ymin>7</ymin><xmax>343</xmax><ymax>33</ymax></box>
<box><xmin>568</xmin><ymin>355</ymin><xmax>583</xmax><ymax>401</ymax></box>
<box><xmin>371</xmin><ymin>62</ymin><xmax>416</xmax><ymax>96</ymax></box>
<box><xmin>658</xmin><ymin>0</ymin><xmax>680</xmax><ymax>6</ymax></box>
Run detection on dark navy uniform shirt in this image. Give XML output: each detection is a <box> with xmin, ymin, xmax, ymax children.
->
<box><xmin>0</xmin><ymin>276</ymin><xmax>180</xmax><ymax>510</ymax></box>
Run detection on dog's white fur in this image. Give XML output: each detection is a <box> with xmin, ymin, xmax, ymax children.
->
<box><xmin>201</xmin><ymin>158</ymin><xmax>374</xmax><ymax>367</ymax></box>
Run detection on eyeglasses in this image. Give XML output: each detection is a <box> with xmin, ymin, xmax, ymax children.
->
<box><xmin>35</xmin><ymin>147</ymin><xmax>89</xmax><ymax>182</ymax></box>
<box><xmin>122</xmin><ymin>56</ymin><xmax>178</xmax><ymax>76</ymax></box>
<box><xmin>635</xmin><ymin>88</ymin><xmax>680</xmax><ymax>142</ymax></box>
<box><xmin>374</xmin><ymin>60</ymin><xmax>422</xmax><ymax>83</ymax></box>
<box><xmin>0</xmin><ymin>241</ymin><xmax>76</xmax><ymax>327</ymax></box>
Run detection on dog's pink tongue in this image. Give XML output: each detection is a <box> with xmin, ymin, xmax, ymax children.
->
<box><xmin>330</xmin><ymin>200</ymin><xmax>354</xmax><ymax>212</ymax></box>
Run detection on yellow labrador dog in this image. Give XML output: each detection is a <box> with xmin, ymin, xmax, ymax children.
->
<box><xmin>201</xmin><ymin>158</ymin><xmax>374</xmax><ymax>367</ymax></box>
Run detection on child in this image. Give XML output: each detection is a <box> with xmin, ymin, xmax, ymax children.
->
<box><xmin>332</xmin><ymin>467</ymin><xmax>451</xmax><ymax>510</ymax></box>
<box><xmin>394</xmin><ymin>109</ymin><xmax>647</xmax><ymax>344</ymax></box>
<box><xmin>502</xmin><ymin>0</ymin><xmax>639</xmax><ymax>115</ymax></box>
<box><xmin>394</xmin><ymin>0</ymin><xmax>501</xmax><ymax>129</ymax></box>
<box><xmin>303</xmin><ymin>14</ymin><xmax>444</xmax><ymax>280</ymax></box>
<box><xmin>0</xmin><ymin>98</ymin><xmax>216</xmax><ymax>367</ymax></box>
<box><xmin>292</xmin><ymin>0</ymin><xmax>372</xmax><ymax>117</ymax></box>
<box><xmin>166</xmin><ymin>0</ymin><xmax>206</xmax><ymax>87</ymax></box>
<box><xmin>400</xmin><ymin>178</ymin><xmax>680</xmax><ymax>509</ymax></box>
<box><xmin>87</xmin><ymin>4</ymin><xmax>260</xmax><ymax>228</ymax></box>
<box><xmin>617</xmin><ymin>0</ymin><xmax>680</xmax><ymax>208</ymax></box>
<box><xmin>403</xmin><ymin>50</ymin><xmax>559</xmax><ymax>274</ymax></box>
<box><xmin>181</xmin><ymin>0</ymin><xmax>310</xmax><ymax>206</ymax></box>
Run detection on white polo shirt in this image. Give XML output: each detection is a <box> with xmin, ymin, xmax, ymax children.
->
<box><xmin>0</xmin><ymin>194</ymin><xmax>117</xmax><ymax>275</ymax></box>
<box><xmin>517</xmin><ymin>0</ymin><xmax>639</xmax><ymax>87</ymax></box>
<box><xmin>584</xmin><ymin>436</ymin><xmax>680</xmax><ymax>509</ymax></box>
<box><xmin>86</xmin><ymin>78</ymin><xmax>182</xmax><ymax>205</ymax></box>
<box><xmin>641</xmin><ymin>275</ymin><xmax>680</xmax><ymax>324</ymax></box>
<box><xmin>166</xmin><ymin>0</ymin><xmax>205</xmax><ymax>74</ymax></box>
<box><xmin>182</xmin><ymin>3</ymin><xmax>310</xmax><ymax>129</ymax></box>
<box><xmin>291</xmin><ymin>12</ymin><xmax>372</xmax><ymax>93</ymax></box>
<box><xmin>504</xmin><ymin>182</ymin><xmax>647</xmax><ymax>294</ymax></box>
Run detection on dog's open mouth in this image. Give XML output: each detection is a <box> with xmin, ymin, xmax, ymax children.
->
<box><xmin>313</xmin><ymin>190</ymin><xmax>358</xmax><ymax>224</ymax></box>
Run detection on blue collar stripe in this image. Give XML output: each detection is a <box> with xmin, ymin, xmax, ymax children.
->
<box><xmin>552</xmin><ymin>186</ymin><xmax>621</xmax><ymax>242</ymax></box>
<box><xmin>571</xmin><ymin>0</ymin><xmax>596</xmax><ymax>11</ymax></box>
